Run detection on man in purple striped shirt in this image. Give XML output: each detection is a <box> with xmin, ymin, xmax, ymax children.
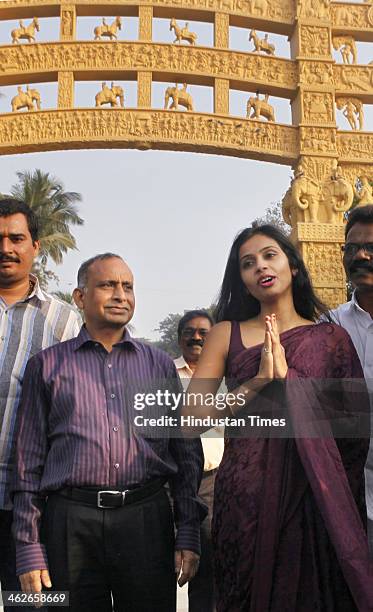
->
<box><xmin>12</xmin><ymin>253</ymin><xmax>204</xmax><ymax>612</ymax></box>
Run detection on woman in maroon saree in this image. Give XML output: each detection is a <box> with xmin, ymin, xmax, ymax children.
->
<box><xmin>183</xmin><ymin>225</ymin><xmax>373</xmax><ymax>611</ymax></box>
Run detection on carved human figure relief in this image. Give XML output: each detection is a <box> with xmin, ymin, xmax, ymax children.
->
<box><xmin>336</xmin><ymin>98</ymin><xmax>364</xmax><ymax>130</ymax></box>
<box><xmin>332</xmin><ymin>36</ymin><xmax>357</xmax><ymax>64</ymax></box>
<box><xmin>11</xmin><ymin>18</ymin><xmax>39</xmax><ymax>44</ymax></box>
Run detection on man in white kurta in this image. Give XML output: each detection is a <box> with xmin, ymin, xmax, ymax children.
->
<box><xmin>174</xmin><ymin>310</ymin><xmax>224</xmax><ymax>612</ymax></box>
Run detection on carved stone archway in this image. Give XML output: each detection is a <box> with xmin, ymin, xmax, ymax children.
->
<box><xmin>0</xmin><ymin>0</ymin><xmax>372</xmax><ymax>305</ymax></box>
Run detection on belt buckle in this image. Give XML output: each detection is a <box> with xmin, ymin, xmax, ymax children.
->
<box><xmin>97</xmin><ymin>490</ymin><xmax>127</xmax><ymax>509</ymax></box>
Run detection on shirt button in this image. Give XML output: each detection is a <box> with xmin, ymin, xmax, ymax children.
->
<box><xmin>113</xmin><ymin>426</ymin><xmax>118</xmax><ymax>432</ymax></box>
<box><xmin>108</xmin><ymin>364</ymin><xmax>112</xmax><ymax>368</ymax></box>
<box><xmin>114</xmin><ymin>463</ymin><xmax>120</xmax><ymax>469</ymax></box>
<box><xmin>111</xmin><ymin>393</ymin><xmax>116</xmax><ymax>399</ymax></box>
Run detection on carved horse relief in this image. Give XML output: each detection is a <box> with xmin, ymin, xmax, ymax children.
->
<box><xmin>94</xmin><ymin>17</ymin><xmax>122</xmax><ymax>41</ymax></box>
<box><xmin>249</xmin><ymin>30</ymin><xmax>275</xmax><ymax>55</ymax></box>
<box><xmin>11</xmin><ymin>18</ymin><xmax>39</xmax><ymax>44</ymax></box>
<box><xmin>169</xmin><ymin>19</ymin><xmax>197</xmax><ymax>45</ymax></box>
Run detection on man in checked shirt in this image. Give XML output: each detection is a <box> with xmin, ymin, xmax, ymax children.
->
<box><xmin>0</xmin><ymin>199</ymin><xmax>81</xmax><ymax>612</ymax></box>
<box><xmin>12</xmin><ymin>252</ymin><xmax>204</xmax><ymax>612</ymax></box>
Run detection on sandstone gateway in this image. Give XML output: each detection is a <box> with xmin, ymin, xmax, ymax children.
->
<box><xmin>0</xmin><ymin>0</ymin><xmax>372</xmax><ymax>304</ymax></box>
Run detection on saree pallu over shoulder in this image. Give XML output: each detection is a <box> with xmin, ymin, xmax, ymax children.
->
<box><xmin>213</xmin><ymin>321</ymin><xmax>373</xmax><ymax>612</ymax></box>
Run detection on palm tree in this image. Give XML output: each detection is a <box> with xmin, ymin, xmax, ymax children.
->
<box><xmin>52</xmin><ymin>290</ymin><xmax>75</xmax><ymax>305</ymax></box>
<box><xmin>10</xmin><ymin>169</ymin><xmax>83</xmax><ymax>266</ymax></box>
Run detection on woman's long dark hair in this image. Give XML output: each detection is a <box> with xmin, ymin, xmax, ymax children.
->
<box><xmin>214</xmin><ymin>225</ymin><xmax>329</xmax><ymax>323</ymax></box>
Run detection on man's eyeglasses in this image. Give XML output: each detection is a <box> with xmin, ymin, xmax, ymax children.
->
<box><xmin>341</xmin><ymin>243</ymin><xmax>373</xmax><ymax>257</ymax></box>
<box><xmin>181</xmin><ymin>328</ymin><xmax>209</xmax><ymax>338</ymax></box>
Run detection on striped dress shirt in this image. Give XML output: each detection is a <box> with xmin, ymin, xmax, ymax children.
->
<box><xmin>12</xmin><ymin>327</ymin><xmax>204</xmax><ymax>576</ymax></box>
<box><xmin>0</xmin><ymin>275</ymin><xmax>81</xmax><ymax>510</ymax></box>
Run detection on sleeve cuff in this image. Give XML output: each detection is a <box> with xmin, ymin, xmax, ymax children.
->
<box><xmin>16</xmin><ymin>543</ymin><xmax>49</xmax><ymax>576</ymax></box>
<box><xmin>175</xmin><ymin>523</ymin><xmax>201</xmax><ymax>556</ymax></box>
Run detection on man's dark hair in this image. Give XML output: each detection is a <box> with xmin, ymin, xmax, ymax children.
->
<box><xmin>77</xmin><ymin>253</ymin><xmax>123</xmax><ymax>288</ymax></box>
<box><xmin>215</xmin><ymin>224</ymin><xmax>329</xmax><ymax>323</ymax></box>
<box><xmin>177</xmin><ymin>309</ymin><xmax>214</xmax><ymax>340</ymax></box>
<box><xmin>345</xmin><ymin>205</ymin><xmax>373</xmax><ymax>238</ymax></box>
<box><xmin>0</xmin><ymin>198</ymin><xmax>39</xmax><ymax>242</ymax></box>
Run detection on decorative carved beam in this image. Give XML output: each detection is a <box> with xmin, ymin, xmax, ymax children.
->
<box><xmin>333</xmin><ymin>64</ymin><xmax>373</xmax><ymax>104</ymax></box>
<box><xmin>0</xmin><ymin>42</ymin><xmax>297</xmax><ymax>97</ymax></box>
<box><xmin>337</xmin><ymin>130</ymin><xmax>373</xmax><ymax>163</ymax></box>
<box><xmin>331</xmin><ymin>2</ymin><xmax>373</xmax><ymax>43</ymax></box>
<box><xmin>0</xmin><ymin>108</ymin><xmax>298</xmax><ymax>161</ymax></box>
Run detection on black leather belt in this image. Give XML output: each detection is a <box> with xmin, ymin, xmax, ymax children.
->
<box><xmin>56</xmin><ymin>477</ymin><xmax>167</xmax><ymax>509</ymax></box>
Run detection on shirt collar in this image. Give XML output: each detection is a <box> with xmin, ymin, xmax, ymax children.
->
<box><xmin>73</xmin><ymin>325</ymin><xmax>140</xmax><ymax>352</ymax></box>
<box><xmin>28</xmin><ymin>273</ymin><xmax>47</xmax><ymax>302</ymax></box>
<box><xmin>0</xmin><ymin>273</ymin><xmax>46</xmax><ymax>307</ymax></box>
<box><xmin>174</xmin><ymin>355</ymin><xmax>193</xmax><ymax>374</ymax></box>
<box><xmin>349</xmin><ymin>289</ymin><xmax>373</xmax><ymax>322</ymax></box>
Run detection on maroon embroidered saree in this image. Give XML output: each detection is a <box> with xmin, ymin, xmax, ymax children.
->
<box><xmin>212</xmin><ymin>322</ymin><xmax>373</xmax><ymax>611</ymax></box>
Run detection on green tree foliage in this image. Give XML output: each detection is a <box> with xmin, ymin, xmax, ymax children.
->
<box><xmin>154</xmin><ymin>312</ymin><xmax>182</xmax><ymax>357</ymax></box>
<box><xmin>52</xmin><ymin>290</ymin><xmax>75</xmax><ymax>305</ymax></box>
<box><xmin>351</xmin><ymin>177</ymin><xmax>373</xmax><ymax>210</ymax></box>
<box><xmin>251</xmin><ymin>200</ymin><xmax>291</xmax><ymax>235</ymax></box>
<box><xmin>3</xmin><ymin>170</ymin><xmax>84</xmax><ymax>288</ymax></box>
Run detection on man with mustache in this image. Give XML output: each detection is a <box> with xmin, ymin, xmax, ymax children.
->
<box><xmin>174</xmin><ymin>310</ymin><xmax>223</xmax><ymax>612</ymax></box>
<box><xmin>329</xmin><ymin>204</ymin><xmax>373</xmax><ymax>553</ymax></box>
<box><xmin>12</xmin><ymin>254</ymin><xmax>204</xmax><ymax>612</ymax></box>
<box><xmin>0</xmin><ymin>199</ymin><xmax>81</xmax><ymax>611</ymax></box>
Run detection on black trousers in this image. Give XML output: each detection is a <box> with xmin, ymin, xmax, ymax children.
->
<box><xmin>42</xmin><ymin>487</ymin><xmax>176</xmax><ymax>612</ymax></box>
<box><xmin>188</xmin><ymin>470</ymin><xmax>216</xmax><ymax>612</ymax></box>
<box><xmin>0</xmin><ymin>509</ymin><xmax>35</xmax><ymax>612</ymax></box>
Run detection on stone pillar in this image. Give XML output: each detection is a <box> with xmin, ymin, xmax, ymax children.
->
<box><xmin>137</xmin><ymin>71</ymin><xmax>152</xmax><ymax>107</ymax></box>
<box><xmin>214</xmin><ymin>13</ymin><xmax>229</xmax><ymax>114</ymax></box>
<box><xmin>214</xmin><ymin>13</ymin><xmax>229</xmax><ymax>48</ymax></box>
<box><xmin>138</xmin><ymin>6</ymin><xmax>153</xmax><ymax>41</ymax></box>
<box><xmin>60</xmin><ymin>4</ymin><xmax>76</xmax><ymax>41</ymax></box>
<box><xmin>214</xmin><ymin>78</ymin><xmax>229</xmax><ymax>114</ymax></box>
<box><xmin>293</xmin><ymin>223</ymin><xmax>346</xmax><ymax>308</ymax></box>
<box><xmin>58</xmin><ymin>71</ymin><xmax>74</xmax><ymax>108</ymax></box>
<box><xmin>287</xmin><ymin>0</ymin><xmax>345</xmax><ymax>308</ymax></box>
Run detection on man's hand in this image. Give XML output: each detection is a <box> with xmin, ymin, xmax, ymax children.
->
<box><xmin>19</xmin><ymin>570</ymin><xmax>52</xmax><ymax>608</ymax></box>
<box><xmin>174</xmin><ymin>549</ymin><xmax>200</xmax><ymax>587</ymax></box>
